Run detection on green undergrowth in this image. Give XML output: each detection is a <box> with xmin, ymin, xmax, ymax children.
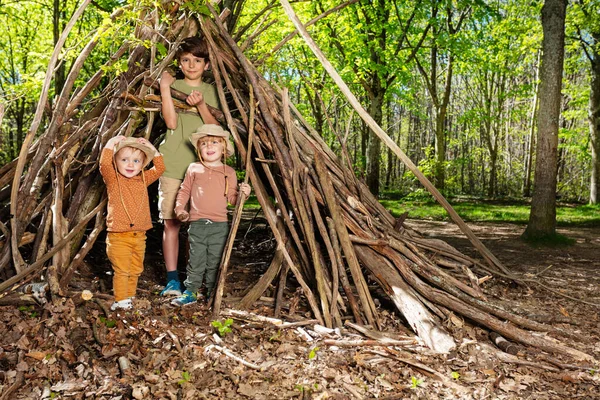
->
<box><xmin>240</xmin><ymin>194</ymin><xmax>600</xmax><ymax>227</ymax></box>
<box><xmin>378</xmin><ymin>194</ymin><xmax>600</xmax><ymax>227</ymax></box>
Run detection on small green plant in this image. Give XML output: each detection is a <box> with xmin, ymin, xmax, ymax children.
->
<box><xmin>410</xmin><ymin>376</ymin><xmax>423</xmax><ymax>389</ymax></box>
<box><xmin>18</xmin><ymin>305</ymin><xmax>38</xmax><ymax>318</ymax></box>
<box><xmin>211</xmin><ymin>318</ymin><xmax>233</xmax><ymax>337</ymax></box>
<box><xmin>308</xmin><ymin>346</ymin><xmax>320</xmax><ymax>360</ymax></box>
<box><xmin>269</xmin><ymin>330</ymin><xmax>282</xmax><ymax>342</ymax></box>
<box><xmin>99</xmin><ymin>316</ymin><xmax>116</xmax><ymax>328</ymax></box>
<box><xmin>49</xmin><ymin>392</ymin><xmax>58</xmax><ymax>399</ymax></box>
<box><xmin>451</xmin><ymin>371</ymin><xmax>460</xmax><ymax>380</ymax></box>
<box><xmin>294</xmin><ymin>384</ymin><xmax>305</xmax><ymax>392</ymax></box>
<box><xmin>178</xmin><ymin>370</ymin><xmax>191</xmax><ymax>385</ymax></box>
<box><xmin>589</xmin><ymin>368</ymin><xmax>597</xmax><ymax>376</ymax></box>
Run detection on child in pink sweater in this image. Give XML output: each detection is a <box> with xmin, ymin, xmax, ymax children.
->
<box><xmin>172</xmin><ymin>124</ymin><xmax>250</xmax><ymax>306</ymax></box>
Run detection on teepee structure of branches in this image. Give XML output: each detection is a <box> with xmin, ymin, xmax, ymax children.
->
<box><xmin>0</xmin><ymin>1</ymin><xmax>593</xmax><ymax>362</ymax></box>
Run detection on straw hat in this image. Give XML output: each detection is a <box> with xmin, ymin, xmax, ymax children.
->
<box><xmin>113</xmin><ymin>137</ymin><xmax>155</xmax><ymax>168</ymax></box>
<box><xmin>190</xmin><ymin>124</ymin><xmax>235</xmax><ymax>157</ymax></box>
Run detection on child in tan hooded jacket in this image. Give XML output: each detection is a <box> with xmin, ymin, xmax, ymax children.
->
<box><xmin>99</xmin><ymin>136</ymin><xmax>165</xmax><ymax>310</ymax></box>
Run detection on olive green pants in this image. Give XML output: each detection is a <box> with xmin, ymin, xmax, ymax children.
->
<box><xmin>184</xmin><ymin>219</ymin><xmax>229</xmax><ymax>296</ymax></box>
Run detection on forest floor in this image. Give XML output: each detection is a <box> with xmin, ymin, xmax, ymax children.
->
<box><xmin>1</xmin><ymin>215</ymin><xmax>599</xmax><ymax>399</ymax></box>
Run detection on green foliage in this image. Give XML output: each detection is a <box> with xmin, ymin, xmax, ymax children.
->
<box><xmin>99</xmin><ymin>316</ymin><xmax>116</xmax><ymax>328</ymax></box>
<box><xmin>380</xmin><ymin>197</ymin><xmax>600</xmax><ymax>227</ymax></box>
<box><xmin>410</xmin><ymin>376</ymin><xmax>423</xmax><ymax>389</ymax></box>
<box><xmin>18</xmin><ymin>305</ymin><xmax>38</xmax><ymax>318</ymax></box>
<box><xmin>451</xmin><ymin>371</ymin><xmax>460</xmax><ymax>380</ymax></box>
<box><xmin>211</xmin><ymin>318</ymin><xmax>233</xmax><ymax>337</ymax></box>
<box><xmin>269</xmin><ymin>330</ymin><xmax>282</xmax><ymax>342</ymax></box>
<box><xmin>308</xmin><ymin>346</ymin><xmax>319</xmax><ymax>360</ymax></box>
<box><xmin>180</xmin><ymin>0</ymin><xmax>210</xmax><ymax>15</ymax></box>
<box><xmin>177</xmin><ymin>370</ymin><xmax>191</xmax><ymax>385</ymax></box>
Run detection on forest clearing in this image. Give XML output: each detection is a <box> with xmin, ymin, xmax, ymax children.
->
<box><xmin>1</xmin><ymin>0</ymin><xmax>600</xmax><ymax>398</ymax></box>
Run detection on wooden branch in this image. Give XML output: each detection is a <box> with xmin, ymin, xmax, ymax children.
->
<box><xmin>212</xmin><ymin>87</ymin><xmax>256</xmax><ymax>317</ymax></box>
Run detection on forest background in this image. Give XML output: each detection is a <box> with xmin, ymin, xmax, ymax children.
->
<box><xmin>0</xmin><ymin>0</ymin><xmax>598</xmax><ymax>219</ymax></box>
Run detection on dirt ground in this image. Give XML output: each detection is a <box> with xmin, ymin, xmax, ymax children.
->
<box><xmin>1</xmin><ymin>218</ymin><xmax>599</xmax><ymax>399</ymax></box>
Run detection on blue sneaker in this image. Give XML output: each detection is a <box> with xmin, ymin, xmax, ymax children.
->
<box><xmin>171</xmin><ymin>290</ymin><xmax>197</xmax><ymax>306</ymax></box>
<box><xmin>160</xmin><ymin>280</ymin><xmax>182</xmax><ymax>296</ymax></box>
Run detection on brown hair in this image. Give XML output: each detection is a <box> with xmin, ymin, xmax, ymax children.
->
<box><xmin>176</xmin><ymin>36</ymin><xmax>209</xmax><ymax>62</ymax></box>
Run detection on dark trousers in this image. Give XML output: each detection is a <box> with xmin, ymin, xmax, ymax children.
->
<box><xmin>184</xmin><ymin>219</ymin><xmax>229</xmax><ymax>296</ymax></box>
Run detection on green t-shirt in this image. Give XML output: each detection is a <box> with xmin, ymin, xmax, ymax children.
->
<box><xmin>159</xmin><ymin>79</ymin><xmax>220</xmax><ymax>180</ymax></box>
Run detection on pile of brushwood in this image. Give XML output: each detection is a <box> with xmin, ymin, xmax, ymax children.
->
<box><xmin>0</xmin><ymin>0</ymin><xmax>594</xmax><ymax>366</ymax></box>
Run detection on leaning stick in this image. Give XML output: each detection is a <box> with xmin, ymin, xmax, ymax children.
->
<box><xmin>278</xmin><ymin>0</ymin><xmax>509</xmax><ymax>276</ymax></box>
<box><xmin>212</xmin><ymin>89</ymin><xmax>256</xmax><ymax>317</ymax></box>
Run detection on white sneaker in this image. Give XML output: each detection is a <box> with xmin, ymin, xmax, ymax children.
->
<box><xmin>110</xmin><ymin>298</ymin><xmax>133</xmax><ymax>311</ymax></box>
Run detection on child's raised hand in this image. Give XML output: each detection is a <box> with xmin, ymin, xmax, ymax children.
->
<box><xmin>136</xmin><ymin>137</ymin><xmax>160</xmax><ymax>156</ymax></box>
<box><xmin>160</xmin><ymin>71</ymin><xmax>176</xmax><ymax>88</ymax></box>
<box><xmin>239</xmin><ymin>183</ymin><xmax>251</xmax><ymax>197</ymax></box>
<box><xmin>186</xmin><ymin>90</ymin><xmax>205</xmax><ymax>106</ymax></box>
<box><xmin>176</xmin><ymin>211</ymin><xmax>190</xmax><ymax>222</ymax></box>
<box><xmin>105</xmin><ymin>135</ymin><xmax>126</xmax><ymax>150</ymax></box>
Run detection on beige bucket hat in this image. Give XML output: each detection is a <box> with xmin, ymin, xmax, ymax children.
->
<box><xmin>190</xmin><ymin>124</ymin><xmax>235</xmax><ymax>157</ymax></box>
<box><xmin>113</xmin><ymin>137</ymin><xmax>155</xmax><ymax>168</ymax></box>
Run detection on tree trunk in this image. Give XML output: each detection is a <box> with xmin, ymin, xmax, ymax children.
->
<box><xmin>366</xmin><ymin>88</ymin><xmax>384</xmax><ymax>196</ymax></box>
<box><xmin>523</xmin><ymin>51</ymin><xmax>541</xmax><ymax>197</ymax></box>
<box><xmin>589</xmin><ymin>40</ymin><xmax>600</xmax><ymax>204</ymax></box>
<box><xmin>523</xmin><ymin>0</ymin><xmax>566</xmax><ymax>239</ymax></box>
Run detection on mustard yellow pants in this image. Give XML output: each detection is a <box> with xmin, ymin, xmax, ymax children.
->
<box><xmin>106</xmin><ymin>231</ymin><xmax>146</xmax><ymax>301</ymax></box>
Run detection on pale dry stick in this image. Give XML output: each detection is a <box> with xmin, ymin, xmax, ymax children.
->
<box><xmin>278</xmin><ymin>0</ymin><xmax>509</xmax><ymax>276</ymax></box>
<box><xmin>212</xmin><ymin>88</ymin><xmax>256</xmax><ymax>318</ymax></box>
<box><xmin>205</xmin><ymin>345</ymin><xmax>261</xmax><ymax>370</ymax></box>
<box><xmin>10</xmin><ymin>0</ymin><xmax>93</xmax><ymax>273</ymax></box>
<box><xmin>324</xmin><ymin>339</ymin><xmax>417</xmax><ymax>347</ymax></box>
<box><xmin>166</xmin><ymin>330</ymin><xmax>183</xmax><ymax>353</ymax></box>
<box><xmin>345</xmin><ymin>321</ymin><xmax>416</xmax><ymax>345</ymax></box>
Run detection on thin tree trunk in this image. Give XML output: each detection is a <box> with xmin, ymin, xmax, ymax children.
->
<box><xmin>523</xmin><ymin>51</ymin><xmax>541</xmax><ymax>197</ymax></box>
<box><xmin>589</xmin><ymin>42</ymin><xmax>600</xmax><ymax>204</ymax></box>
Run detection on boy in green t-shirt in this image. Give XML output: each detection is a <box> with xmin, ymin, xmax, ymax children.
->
<box><xmin>158</xmin><ymin>36</ymin><xmax>220</xmax><ymax>296</ymax></box>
